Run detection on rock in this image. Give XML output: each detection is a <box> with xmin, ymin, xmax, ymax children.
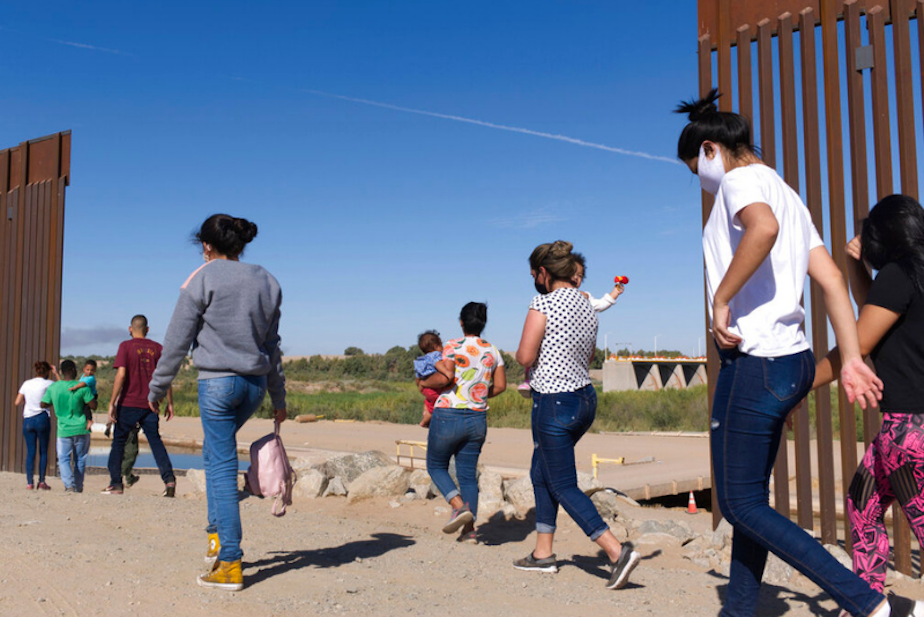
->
<box><xmin>186</xmin><ymin>468</ymin><xmax>207</xmax><ymax>493</ymax></box>
<box><xmin>477</xmin><ymin>469</ymin><xmax>504</xmax><ymax>515</ymax></box>
<box><xmin>323</xmin><ymin>476</ymin><xmax>348</xmax><ymax>498</ymax></box>
<box><xmin>292</xmin><ymin>468</ymin><xmax>328</xmax><ymax>499</ymax></box>
<box><xmin>347</xmin><ymin>466</ymin><xmax>410</xmax><ymax>504</ymax></box>
<box><xmin>577</xmin><ymin>472</ymin><xmax>605</xmax><ymax>497</ymax></box>
<box><xmin>591</xmin><ymin>490</ymin><xmax>622</xmax><ymax>521</ymax></box>
<box><xmin>608</xmin><ymin>521</ymin><xmax>631</xmax><ymax>542</ymax></box>
<box><xmin>636</xmin><ymin>532</ymin><xmax>680</xmax><ymax>546</ymax></box>
<box><xmin>316</xmin><ymin>451</ymin><xmax>393</xmax><ymax>485</ymax></box>
<box><xmin>711</xmin><ymin>518</ymin><xmax>733</xmax><ymax>550</ymax></box>
<box><xmin>500</xmin><ymin>504</ymin><xmax>519</xmax><ymax>520</ymax></box>
<box><xmin>636</xmin><ymin>519</ymin><xmax>695</xmax><ymax>544</ymax></box>
<box><xmin>504</xmin><ymin>476</ymin><xmax>535</xmax><ymax>515</ymax></box>
<box><xmin>407</xmin><ymin>469</ymin><xmax>434</xmax><ymax>500</ymax></box>
<box><xmin>824</xmin><ymin>543</ymin><xmax>852</xmax><ymax>570</ymax></box>
<box><xmin>763</xmin><ymin>553</ymin><xmax>793</xmax><ymax>584</ymax></box>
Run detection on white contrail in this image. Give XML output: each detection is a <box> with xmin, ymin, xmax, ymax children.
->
<box><xmin>299</xmin><ymin>88</ymin><xmax>679</xmax><ymax>165</ymax></box>
<box><xmin>50</xmin><ymin>39</ymin><xmax>132</xmax><ymax>56</ymax></box>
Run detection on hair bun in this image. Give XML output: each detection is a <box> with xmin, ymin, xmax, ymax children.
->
<box><xmin>548</xmin><ymin>240</ymin><xmax>573</xmax><ymax>259</ymax></box>
<box><xmin>675</xmin><ymin>88</ymin><xmax>721</xmax><ymax>122</ymax></box>
<box><xmin>233</xmin><ymin>217</ymin><xmax>258</xmax><ymax>243</ymax></box>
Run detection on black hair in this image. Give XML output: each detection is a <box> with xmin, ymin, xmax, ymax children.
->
<box><xmin>193</xmin><ymin>214</ymin><xmax>258</xmax><ymax>258</ymax></box>
<box><xmin>84</xmin><ymin>359</ymin><xmax>97</xmax><ymax>368</ymax></box>
<box><xmin>417</xmin><ymin>330</ymin><xmax>442</xmax><ymax>354</ymax></box>
<box><xmin>131</xmin><ymin>314</ymin><xmax>148</xmax><ymax>331</ymax></box>
<box><xmin>675</xmin><ymin>89</ymin><xmax>756</xmax><ymax>161</ymax></box>
<box><xmin>459</xmin><ymin>302</ymin><xmax>487</xmax><ymax>337</ymax></box>
<box><xmin>861</xmin><ymin>194</ymin><xmax>924</xmax><ymax>294</ymax></box>
<box><xmin>60</xmin><ymin>359</ymin><xmax>77</xmax><ymax>379</ymax></box>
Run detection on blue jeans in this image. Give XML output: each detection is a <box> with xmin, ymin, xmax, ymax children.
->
<box><xmin>56</xmin><ymin>434</ymin><xmax>91</xmax><ymax>491</ymax></box>
<box><xmin>23</xmin><ymin>413</ymin><xmax>50</xmax><ymax>485</ymax></box>
<box><xmin>712</xmin><ymin>348</ymin><xmax>884</xmax><ymax>617</ymax></box>
<box><xmin>108</xmin><ymin>406</ymin><xmax>175</xmax><ymax>487</ymax></box>
<box><xmin>426</xmin><ymin>408</ymin><xmax>487</xmax><ymax>518</ymax></box>
<box><xmin>199</xmin><ymin>375</ymin><xmax>267</xmax><ymax>562</ymax></box>
<box><xmin>530</xmin><ymin>385</ymin><xmax>608</xmax><ymax>540</ymax></box>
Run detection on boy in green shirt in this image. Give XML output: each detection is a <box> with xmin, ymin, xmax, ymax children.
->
<box><xmin>41</xmin><ymin>360</ymin><xmax>97</xmax><ymax>493</ymax></box>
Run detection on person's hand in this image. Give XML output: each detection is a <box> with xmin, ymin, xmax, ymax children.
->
<box><xmin>164</xmin><ymin>402</ymin><xmax>175</xmax><ymax>422</ymax></box>
<box><xmin>274</xmin><ymin>408</ymin><xmax>287</xmax><ymax>424</ymax></box>
<box><xmin>86</xmin><ymin>419</ymin><xmax>93</xmax><ymax>431</ymax></box>
<box><xmin>149</xmin><ymin>399</ymin><xmax>161</xmax><ymax>414</ymax></box>
<box><xmin>50</xmin><ymin>366</ymin><xmax>59</xmax><ymax>376</ymax></box>
<box><xmin>108</xmin><ymin>402</ymin><xmax>117</xmax><ymax>424</ymax></box>
<box><xmin>840</xmin><ymin>357</ymin><xmax>883</xmax><ymax>410</ymax></box>
<box><xmin>68</xmin><ymin>384</ymin><xmax>78</xmax><ymax>391</ymax></box>
<box><xmin>712</xmin><ymin>301</ymin><xmax>742</xmax><ymax>349</ymax></box>
<box><xmin>611</xmin><ymin>283</ymin><xmax>625</xmax><ymax>299</ymax></box>
<box><xmin>845</xmin><ymin>235</ymin><xmax>862</xmax><ymax>262</ymax></box>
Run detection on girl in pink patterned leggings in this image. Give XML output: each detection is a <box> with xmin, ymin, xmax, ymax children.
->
<box><xmin>814</xmin><ymin>194</ymin><xmax>924</xmax><ymax>596</ymax></box>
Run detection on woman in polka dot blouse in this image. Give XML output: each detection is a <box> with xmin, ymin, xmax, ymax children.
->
<box><xmin>512</xmin><ymin>240</ymin><xmax>640</xmax><ymax>589</ymax></box>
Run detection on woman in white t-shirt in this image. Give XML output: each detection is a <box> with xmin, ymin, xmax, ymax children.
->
<box><xmin>676</xmin><ymin>90</ymin><xmax>919</xmax><ymax>617</ymax></box>
<box><xmin>14</xmin><ymin>361</ymin><xmax>58</xmax><ymax>490</ymax></box>
<box><xmin>512</xmin><ymin>241</ymin><xmax>640</xmax><ymax>590</ymax></box>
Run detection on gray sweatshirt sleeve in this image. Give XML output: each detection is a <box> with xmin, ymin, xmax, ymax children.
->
<box><xmin>264</xmin><ymin>302</ymin><xmax>286</xmax><ymax>409</ymax></box>
<box><xmin>148</xmin><ymin>284</ymin><xmax>205</xmax><ymax>402</ymax></box>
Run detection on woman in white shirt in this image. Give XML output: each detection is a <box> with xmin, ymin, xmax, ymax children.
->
<box><xmin>14</xmin><ymin>361</ymin><xmax>57</xmax><ymax>489</ymax></box>
<box><xmin>677</xmin><ymin>90</ymin><xmax>918</xmax><ymax>617</ymax></box>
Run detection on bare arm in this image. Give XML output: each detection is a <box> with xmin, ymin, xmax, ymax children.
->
<box><xmin>488</xmin><ymin>365</ymin><xmax>506</xmax><ymax>397</ymax></box>
<box><xmin>807</xmin><ymin>246</ymin><xmax>882</xmax><ymax>408</ymax></box>
<box><xmin>844</xmin><ymin>235</ymin><xmax>873</xmax><ymax>307</ymax></box>
<box><xmin>165</xmin><ymin>386</ymin><xmax>175</xmax><ymax>421</ymax></box>
<box><xmin>814</xmin><ymin>303</ymin><xmax>901</xmax><ymax>388</ymax></box>
<box><xmin>108</xmin><ymin>367</ymin><xmax>127</xmax><ymax>423</ymax></box>
<box><xmin>712</xmin><ymin>202</ymin><xmax>779</xmax><ymax>349</ymax></box>
<box><xmin>516</xmin><ymin>309</ymin><xmax>547</xmax><ymax>367</ymax></box>
<box><xmin>419</xmin><ymin>360</ymin><xmax>454</xmax><ymax>389</ymax></box>
<box><xmin>69</xmin><ymin>381</ymin><xmax>88</xmax><ymax>392</ymax></box>
<box><xmin>14</xmin><ymin>393</ymin><xmax>24</xmax><ymax>407</ymax></box>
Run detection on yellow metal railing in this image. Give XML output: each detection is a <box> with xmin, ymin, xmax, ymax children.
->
<box><xmin>591</xmin><ymin>453</ymin><xmax>625</xmax><ymax>479</ymax></box>
<box><xmin>396</xmin><ymin>440</ymin><xmax>428</xmax><ymax>469</ymax></box>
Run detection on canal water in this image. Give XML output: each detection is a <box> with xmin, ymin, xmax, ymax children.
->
<box><xmin>86</xmin><ymin>445</ymin><xmax>249</xmax><ymax>471</ymax></box>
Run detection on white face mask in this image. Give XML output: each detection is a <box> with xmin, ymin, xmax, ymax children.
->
<box><xmin>697</xmin><ymin>145</ymin><xmax>726</xmax><ymax>195</ymax></box>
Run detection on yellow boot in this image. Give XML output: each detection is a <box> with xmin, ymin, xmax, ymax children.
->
<box><xmin>197</xmin><ymin>559</ymin><xmax>243</xmax><ymax>591</ymax></box>
<box><xmin>205</xmin><ymin>533</ymin><xmax>220</xmax><ymax>567</ymax></box>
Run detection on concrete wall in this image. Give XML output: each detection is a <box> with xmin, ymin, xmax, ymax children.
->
<box><xmin>602</xmin><ymin>360</ymin><xmax>707</xmax><ymax>392</ymax></box>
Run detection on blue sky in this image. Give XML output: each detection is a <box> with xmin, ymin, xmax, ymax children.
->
<box><xmin>3</xmin><ymin>1</ymin><xmax>708</xmax><ymax>357</ymax></box>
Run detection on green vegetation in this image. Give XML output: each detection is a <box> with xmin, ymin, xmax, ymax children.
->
<box><xmin>60</xmin><ymin>351</ymin><xmax>868</xmax><ymax>439</ymax></box>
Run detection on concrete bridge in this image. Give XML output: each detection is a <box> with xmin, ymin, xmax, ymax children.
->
<box><xmin>602</xmin><ymin>357</ymin><xmax>707</xmax><ymax>392</ymax></box>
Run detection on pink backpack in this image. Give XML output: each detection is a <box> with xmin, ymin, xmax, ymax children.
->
<box><xmin>243</xmin><ymin>421</ymin><xmax>295</xmax><ymax>516</ymax></box>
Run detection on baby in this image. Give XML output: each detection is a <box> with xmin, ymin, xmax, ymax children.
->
<box><xmin>414</xmin><ymin>330</ymin><xmax>453</xmax><ymax>428</ymax></box>
<box><xmin>69</xmin><ymin>359</ymin><xmax>99</xmax><ymax>423</ymax></box>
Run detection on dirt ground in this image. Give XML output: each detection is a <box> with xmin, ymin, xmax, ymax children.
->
<box><xmin>5</xmin><ymin>440</ymin><xmax>921</xmax><ymax>616</ymax></box>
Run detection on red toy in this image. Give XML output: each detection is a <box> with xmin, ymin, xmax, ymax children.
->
<box><xmin>614</xmin><ymin>276</ymin><xmax>630</xmax><ymax>285</ymax></box>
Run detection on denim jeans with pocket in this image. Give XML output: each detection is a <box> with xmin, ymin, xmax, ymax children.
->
<box><xmin>23</xmin><ymin>412</ymin><xmax>51</xmax><ymax>485</ymax></box>
<box><xmin>530</xmin><ymin>385</ymin><xmax>608</xmax><ymax>540</ymax></box>
<box><xmin>426</xmin><ymin>408</ymin><xmax>487</xmax><ymax>518</ymax></box>
<box><xmin>712</xmin><ymin>347</ymin><xmax>884</xmax><ymax>616</ymax></box>
<box><xmin>57</xmin><ymin>434</ymin><xmax>91</xmax><ymax>491</ymax></box>
<box><xmin>199</xmin><ymin>375</ymin><xmax>267</xmax><ymax>562</ymax></box>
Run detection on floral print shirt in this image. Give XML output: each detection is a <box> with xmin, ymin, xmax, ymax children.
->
<box><xmin>434</xmin><ymin>336</ymin><xmax>504</xmax><ymax>412</ymax></box>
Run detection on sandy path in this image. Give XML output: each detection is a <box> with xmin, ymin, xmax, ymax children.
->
<box><xmin>4</xmin><ymin>465</ymin><xmax>913</xmax><ymax>616</ymax></box>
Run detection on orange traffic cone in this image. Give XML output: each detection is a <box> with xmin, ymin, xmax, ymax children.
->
<box><xmin>686</xmin><ymin>491</ymin><xmax>698</xmax><ymax>514</ymax></box>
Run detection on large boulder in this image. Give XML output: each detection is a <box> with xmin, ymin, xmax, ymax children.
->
<box><xmin>636</xmin><ymin>519</ymin><xmax>695</xmax><ymax>544</ymax></box>
<box><xmin>316</xmin><ymin>451</ymin><xmax>393</xmax><ymax>485</ymax></box>
<box><xmin>590</xmin><ymin>490</ymin><xmax>623</xmax><ymax>521</ymax></box>
<box><xmin>347</xmin><ymin>466</ymin><xmax>411</xmax><ymax>504</ymax></box>
<box><xmin>407</xmin><ymin>469</ymin><xmax>434</xmax><ymax>500</ymax></box>
<box><xmin>323</xmin><ymin>476</ymin><xmax>348</xmax><ymax>498</ymax></box>
<box><xmin>577</xmin><ymin>472</ymin><xmax>605</xmax><ymax>497</ymax></box>
<box><xmin>186</xmin><ymin>468</ymin><xmax>207</xmax><ymax>493</ymax></box>
<box><xmin>477</xmin><ymin>469</ymin><xmax>505</xmax><ymax>515</ymax></box>
<box><xmin>292</xmin><ymin>468</ymin><xmax>328</xmax><ymax>499</ymax></box>
<box><xmin>504</xmin><ymin>476</ymin><xmax>535</xmax><ymax>515</ymax></box>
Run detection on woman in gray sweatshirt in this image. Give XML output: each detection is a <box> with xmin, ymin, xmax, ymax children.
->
<box><xmin>148</xmin><ymin>213</ymin><xmax>286</xmax><ymax>591</ymax></box>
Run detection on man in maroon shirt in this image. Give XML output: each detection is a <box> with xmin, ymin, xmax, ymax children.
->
<box><xmin>103</xmin><ymin>315</ymin><xmax>176</xmax><ymax>496</ymax></box>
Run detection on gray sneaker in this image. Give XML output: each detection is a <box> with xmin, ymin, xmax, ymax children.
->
<box><xmin>512</xmin><ymin>553</ymin><xmax>559</xmax><ymax>573</ymax></box>
<box><xmin>442</xmin><ymin>506</ymin><xmax>473</xmax><ymax>534</ymax></box>
<box><xmin>889</xmin><ymin>593</ymin><xmax>924</xmax><ymax>617</ymax></box>
<box><xmin>606</xmin><ymin>542</ymin><xmax>641</xmax><ymax>589</ymax></box>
